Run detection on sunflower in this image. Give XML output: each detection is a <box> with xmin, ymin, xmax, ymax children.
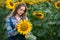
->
<box><xmin>16</xmin><ymin>20</ymin><xmax>32</xmax><ymax>35</ymax></box>
<box><xmin>11</xmin><ymin>0</ymin><xmax>23</xmax><ymax>4</ymax></box>
<box><xmin>5</xmin><ymin>0</ymin><xmax>16</xmax><ymax>9</ymax></box>
<box><xmin>26</xmin><ymin>1</ymin><xmax>34</xmax><ymax>5</ymax></box>
<box><xmin>5</xmin><ymin>0</ymin><xmax>11</xmax><ymax>3</ymax></box>
<box><xmin>24</xmin><ymin>0</ymin><xmax>34</xmax><ymax>5</ymax></box>
<box><xmin>34</xmin><ymin>0</ymin><xmax>42</xmax><ymax>4</ymax></box>
<box><xmin>44</xmin><ymin>0</ymin><xmax>53</xmax><ymax>2</ymax></box>
<box><xmin>55</xmin><ymin>1</ymin><xmax>60</xmax><ymax>9</ymax></box>
<box><xmin>17</xmin><ymin>0</ymin><xmax>23</xmax><ymax>2</ymax></box>
<box><xmin>33</xmin><ymin>11</ymin><xmax>44</xmax><ymax>19</ymax></box>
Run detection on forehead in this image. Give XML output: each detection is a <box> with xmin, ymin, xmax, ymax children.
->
<box><xmin>19</xmin><ymin>6</ymin><xmax>25</xmax><ymax>10</ymax></box>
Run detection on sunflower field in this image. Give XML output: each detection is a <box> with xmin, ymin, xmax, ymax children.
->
<box><xmin>0</xmin><ymin>0</ymin><xmax>60</xmax><ymax>40</ymax></box>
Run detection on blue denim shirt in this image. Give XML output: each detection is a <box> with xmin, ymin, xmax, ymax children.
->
<box><xmin>6</xmin><ymin>16</ymin><xmax>28</xmax><ymax>37</ymax></box>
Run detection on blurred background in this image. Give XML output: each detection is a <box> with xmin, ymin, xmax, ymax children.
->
<box><xmin>0</xmin><ymin>0</ymin><xmax>60</xmax><ymax>40</ymax></box>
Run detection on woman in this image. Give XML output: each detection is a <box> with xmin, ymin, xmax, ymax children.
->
<box><xmin>6</xmin><ymin>3</ymin><xmax>28</xmax><ymax>40</ymax></box>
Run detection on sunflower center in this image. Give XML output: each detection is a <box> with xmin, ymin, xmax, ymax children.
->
<box><xmin>57</xmin><ymin>3</ymin><xmax>60</xmax><ymax>7</ymax></box>
<box><xmin>20</xmin><ymin>24</ymin><xmax>28</xmax><ymax>31</ymax></box>
<box><xmin>45</xmin><ymin>0</ymin><xmax>52</xmax><ymax>2</ymax></box>
<box><xmin>18</xmin><ymin>0</ymin><xmax>22</xmax><ymax>2</ymax></box>
<box><xmin>36</xmin><ymin>14</ymin><xmax>42</xmax><ymax>17</ymax></box>
<box><xmin>10</xmin><ymin>2</ymin><xmax>13</xmax><ymax>6</ymax></box>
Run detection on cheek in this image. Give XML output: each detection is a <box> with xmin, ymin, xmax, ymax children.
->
<box><xmin>17</xmin><ymin>9</ymin><xmax>24</xmax><ymax>13</ymax></box>
<box><xmin>17</xmin><ymin>9</ymin><xmax>20</xmax><ymax>14</ymax></box>
<box><xmin>17</xmin><ymin>9</ymin><xmax>24</xmax><ymax>15</ymax></box>
<box><xmin>18</xmin><ymin>9</ymin><xmax>20</xmax><ymax>12</ymax></box>
<box><xmin>20</xmin><ymin>10</ymin><xmax>24</xmax><ymax>13</ymax></box>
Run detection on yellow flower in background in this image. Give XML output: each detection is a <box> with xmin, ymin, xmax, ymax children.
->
<box><xmin>17</xmin><ymin>20</ymin><xmax>32</xmax><ymax>35</ymax></box>
<box><xmin>34</xmin><ymin>0</ymin><xmax>42</xmax><ymax>4</ymax></box>
<box><xmin>24</xmin><ymin>0</ymin><xmax>41</xmax><ymax>5</ymax></box>
<box><xmin>14</xmin><ymin>0</ymin><xmax>23</xmax><ymax>4</ymax></box>
<box><xmin>5</xmin><ymin>0</ymin><xmax>11</xmax><ymax>3</ymax></box>
<box><xmin>25</xmin><ymin>1</ymin><xmax>34</xmax><ymax>5</ymax></box>
<box><xmin>33</xmin><ymin>11</ymin><xmax>44</xmax><ymax>19</ymax></box>
<box><xmin>17</xmin><ymin>0</ymin><xmax>23</xmax><ymax>2</ymax></box>
<box><xmin>24</xmin><ymin>0</ymin><xmax>34</xmax><ymax>5</ymax></box>
<box><xmin>55</xmin><ymin>1</ymin><xmax>60</xmax><ymax>9</ymax></box>
<box><xmin>44</xmin><ymin>0</ymin><xmax>53</xmax><ymax>2</ymax></box>
<box><xmin>5</xmin><ymin>0</ymin><xmax>16</xmax><ymax>9</ymax></box>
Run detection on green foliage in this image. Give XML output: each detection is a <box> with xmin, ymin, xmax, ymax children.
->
<box><xmin>27</xmin><ymin>1</ymin><xmax>60</xmax><ymax>40</ymax></box>
<box><xmin>0</xmin><ymin>7</ymin><xmax>11</xmax><ymax>40</ymax></box>
<box><xmin>0</xmin><ymin>0</ymin><xmax>60</xmax><ymax>40</ymax></box>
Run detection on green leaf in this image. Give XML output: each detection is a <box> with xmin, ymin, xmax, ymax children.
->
<box><xmin>37</xmin><ymin>29</ymin><xmax>47</xmax><ymax>37</ymax></box>
<box><xmin>26</xmin><ymin>34</ymin><xmax>37</xmax><ymax>40</ymax></box>
<box><xmin>42</xmin><ymin>23</ymin><xmax>49</xmax><ymax>29</ymax></box>
<box><xmin>57</xmin><ymin>27</ymin><xmax>60</xmax><ymax>37</ymax></box>
<box><xmin>54</xmin><ymin>12</ymin><xmax>60</xmax><ymax>21</ymax></box>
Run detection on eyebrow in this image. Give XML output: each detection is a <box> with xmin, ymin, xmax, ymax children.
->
<box><xmin>20</xmin><ymin>8</ymin><xmax>25</xmax><ymax>11</ymax></box>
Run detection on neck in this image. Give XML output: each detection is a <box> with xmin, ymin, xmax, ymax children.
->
<box><xmin>15</xmin><ymin>14</ymin><xmax>20</xmax><ymax>18</ymax></box>
<box><xmin>15</xmin><ymin>14</ymin><xmax>21</xmax><ymax>22</ymax></box>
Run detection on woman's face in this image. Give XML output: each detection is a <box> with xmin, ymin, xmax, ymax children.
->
<box><xmin>17</xmin><ymin>6</ymin><xmax>25</xmax><ymax>16</ymax></box>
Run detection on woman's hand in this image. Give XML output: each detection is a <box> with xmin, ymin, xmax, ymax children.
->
<box><xmin>14</xmin><ymin>25</ymin><xmax>18</xmax><ymax>30</ymax></box>
<box><xmin>14</xmin><ymin>26</ymin><xmax>17</xmax><ymax>30</ymax></box>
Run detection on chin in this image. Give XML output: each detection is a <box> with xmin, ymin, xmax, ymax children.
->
<box><xmin>19</xmin><ymin>14</ymin><xmax>22</xmax><ymax>16</ymax></box>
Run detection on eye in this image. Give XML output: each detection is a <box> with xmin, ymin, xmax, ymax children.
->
<box><xmin>20</xmin><ymin>9</ymin><xmax>25</xmax><ymax>12</ymax></box>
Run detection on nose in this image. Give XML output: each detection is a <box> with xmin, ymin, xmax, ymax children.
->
<box><xmin>20</xmin><ymin>9</ymin><xmax>25</xmax><ymax>13</ymax></box>
<box><xmin>21</xmin><ymin>10</ymin><xmax>24</xmax><ymax>14</ymax></box>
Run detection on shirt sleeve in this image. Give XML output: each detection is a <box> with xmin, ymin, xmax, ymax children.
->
<box><xmin>6</xmin><ymin>18</ymin><xmax>16</xmax><ymax>36</ymax></box>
